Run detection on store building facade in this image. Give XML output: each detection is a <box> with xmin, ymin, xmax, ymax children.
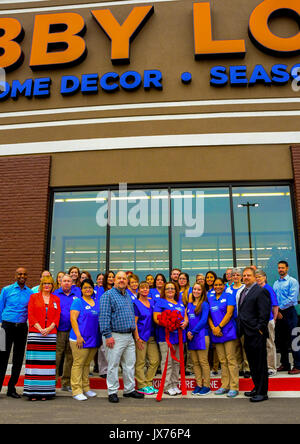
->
<box><xmin>0</xmin><ymin>0</ymin><xmax>300</xmax><ymax>288</ymax></box>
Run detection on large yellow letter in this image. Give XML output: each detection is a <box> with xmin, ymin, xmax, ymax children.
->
<box><xmin>30</xmin><ymin>13</ymin><xmax>86</xmax><ymax>70</ymax></box>
<box><xmin>91</xmin><ymin>6</ymin><xmax>154</xmax><ymax>64</ymax></box>
<box><xmin>193</xmin><ymin>2</ymin><xmax>246</xmax><ymax>59</ymax></box>
<box><xmin>0</xmin><ymin>18</ymin><xmax>24</xmax><ymax>71</ymax></box>
<box><xmin>249</xmin><ymin>0</ymin><xmax>300</xmax><ymax>56</ymax></box>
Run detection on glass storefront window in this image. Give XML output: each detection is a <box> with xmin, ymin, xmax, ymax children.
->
<box><xmin>108</xmin><ymin>188</ymin><xmax>169</xmax><ymax>280</ymax></box>
<box><xmin>171</xmin><ymin>188</ymin><xmax>233</xmax><ymax>283</ymax></box>
<box><xmin>233</xmin><ymin>185</ymin><xmax>297</xmax><ymax>285</ymax></box>
<box><xmin>49</xmin><ymin>191</ymin><xmax>108</xmax><ymax>281</ymax></box>
<box><xmin>49</xmin><ymin>184</ymin><xmax>299</xmax><ymax>285</ymax></box>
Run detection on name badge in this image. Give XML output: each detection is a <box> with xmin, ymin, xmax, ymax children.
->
<box><xmin>220</xmin><ymin>299</ymin><xmax>226</xmax><ymax>303</ymax></box>
<box><xmin>53</xmin><ymin>302</ymin><xmax>57</xmax><ymax>309</ymax></box>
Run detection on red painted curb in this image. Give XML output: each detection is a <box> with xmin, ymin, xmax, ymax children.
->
<box><xmin>4</xmin><ymin>376</ymin><xmax>300</xmax><ymax>391</ymax></box>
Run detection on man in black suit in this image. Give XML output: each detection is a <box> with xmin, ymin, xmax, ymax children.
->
<box><xmin>237</xmin><ymin>267</ymin><xmax>271</xmax><ymax>402</ymax></box>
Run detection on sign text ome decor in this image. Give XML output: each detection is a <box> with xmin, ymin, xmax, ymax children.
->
<box><xmin>0</xmin><ymin>0</ymin><xmax>300</xmax><ymax>100</ymax></box>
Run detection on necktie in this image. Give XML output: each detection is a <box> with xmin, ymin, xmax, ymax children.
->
<box><xmin>239</xmin><ymin>287</ymin><xmax>249</xmax><ymax>307</ymax></box>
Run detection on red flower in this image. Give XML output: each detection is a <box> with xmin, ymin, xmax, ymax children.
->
<box><xmin>157</xmin><ymin>309</ymin><xmax>183</xmax><ymax>332</ymax></box>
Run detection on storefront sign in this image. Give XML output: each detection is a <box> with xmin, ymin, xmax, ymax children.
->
<box><xmin>0</xmin><ymin>1</ymin><xmax>300</xmax><ymax>100</ymax></box>
<box><xmin>1</xmin><ymin>63</ymin><xmax>300</xmax><ymax>101</ymax></box>
<box><xmin>0</xmin><ymin>1</ymin><xmax>299</xmax><ymax>71</ymax></box>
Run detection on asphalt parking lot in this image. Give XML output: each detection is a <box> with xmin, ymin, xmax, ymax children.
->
<box><xmin>1</xmin><ymin>390</ymin><xmax>300</xmax><ymax>425</ymax></box>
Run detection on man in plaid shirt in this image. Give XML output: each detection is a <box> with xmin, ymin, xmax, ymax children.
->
<box><xmin>99</xmin><ymin>271</ymin><xmax>145</xmax><ymax>403</ymax></box>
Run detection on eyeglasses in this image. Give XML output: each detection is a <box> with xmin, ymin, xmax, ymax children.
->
<box><xmin>165</xmin><ymin>287</ymin><xmax>175</xmax><ymax>291</ymax></box>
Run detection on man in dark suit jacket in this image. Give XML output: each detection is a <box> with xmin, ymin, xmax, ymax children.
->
<box><xmin>237</xmin><ymin>267</ymin><xmax>271</xmax><ymax>402</ymax></box>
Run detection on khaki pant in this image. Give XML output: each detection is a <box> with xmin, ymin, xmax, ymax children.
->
<box><xmin>135</xmin><ymin>336</ymin><xmax>160</xmax><ymax>389</ymax></box>
<box><xmin>267</xmin><ymin>319</ymin><xmax>277</xmax><ymax>372</ymax></box>
<box><xmin>215</xmin><ymin>339</ymin><xmax>239</xmax><ymax>391</ymax></box>
<box><xmin>56</xmin><ymin>330</ymin><xmax>73</xmax><ymax>388</ymax></box>
<box><xmin>236</xmin><ymin>336</ymin><xmax>250</xmax><ymax>372</ymax></box>
<box><xmin>70</xmin><ymin>341</ymin><xmax>97</xmax><ymax>396</ymax></box>
<box><xmin>190</xmin><ymin>336</ymin><xmax>210</xmax><ymax>388</ymax></box>
<box><xmin>209</xmin><ymin>345</ymin><xmax>220</xmax><ymax>372</ymax></box>
<box><xmin>159</xmin><ymin>342</ymin><xmax>180</xmax><ymax>392</ymax></box>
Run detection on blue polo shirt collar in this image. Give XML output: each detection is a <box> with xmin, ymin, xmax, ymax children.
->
<box><xmin>13</xmin><ymin>282</ymin><xmax>30</xmax><ymax>291</ymax></box>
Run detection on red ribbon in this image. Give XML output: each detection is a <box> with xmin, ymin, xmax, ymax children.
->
<box><xmin>156</xmin><ymin>310</ymin><xmax>187</xmax><ymax>401</ymax></box>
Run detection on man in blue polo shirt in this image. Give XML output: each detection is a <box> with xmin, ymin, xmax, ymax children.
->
<box><xmin>273</xmin><ymin>261</ymin><xmax>300</xmax><ymax>374</ymax></box>
<box><xmin>0</xmin><ymin>267</ymin><xmax>33</xmax><ymax>398</ymax></box>
<box><xmin>54</xmin><ymin>273</ymin><xmax>79</xmax><ymax>391</ymax></box>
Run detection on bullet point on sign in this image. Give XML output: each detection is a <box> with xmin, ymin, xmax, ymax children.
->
<box><xmin>181</xmin><ymin>72</ymin><xmax>192</xmax><ymax>84</ymax></box>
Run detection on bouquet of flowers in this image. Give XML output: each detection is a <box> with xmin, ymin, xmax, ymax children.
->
<box><xmin>157</xmin><ymin>309</ymin><xmax>184</xmax><ymax>333</ymax></box>
<box><xmin>156</xmin><ymin>310</ymin><xmax>187</xmax><ymax>401</ymax></box>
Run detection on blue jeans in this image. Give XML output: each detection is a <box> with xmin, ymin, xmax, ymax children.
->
<box><xmin>276</xmin><ymin>306</ymin><xmax>300</xmax><ymax>369</ymax></box>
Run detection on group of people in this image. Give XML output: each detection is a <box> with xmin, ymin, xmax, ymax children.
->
<box><xmin>0</xmin><ymin>261</ymin><xmax>299</xmax><ymax>404</ymax></box>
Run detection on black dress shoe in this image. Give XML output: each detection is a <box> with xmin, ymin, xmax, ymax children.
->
<box><xmin>108</xmin><ymin>394</ymin><xmax>119</xmax><ymax>403</ymax></box>
<box><xmin>277</xmin><ymin>364</ymin><xmax>290</xmax><ymax>372</ymax></box>
<box><xmin>123</xmin><ymin>390</ymin><xmax>144</xmax><ymax>399</ymax></box>
<box><xmin>244</xmin><ymin>390</ymin><xmax>257</xmax><ymax>397</ymax></box>
<box><xmin>99</xmin><ymin>374</ymin><xmax>107</xmax><ymax>379</ymax></box>
<box><xmin>7</xmin><ymin>392</ymin><xmax>21</xmax><ymax>399</ymax></box>
<box><xmin>250</xmin><ymin>394</ymin><xmax>268</xmax><ymax>402</ymax></box>
<box><xmin>243</xmin><ymin>371</ymin><xmax>251</xmax><ymax>378</ymax></box>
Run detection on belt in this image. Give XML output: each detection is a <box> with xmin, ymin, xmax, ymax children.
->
<box><xmin>2</xmin><ymin>320</ymin><xmax>27</xmax><ymax>328</ymax></box>
<box><xmin>112</xmin><ymin>331</ymin><xmax>133</xmax><ymax>334</ymax></box>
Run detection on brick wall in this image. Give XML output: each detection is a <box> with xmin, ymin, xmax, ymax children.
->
<box><xmin>0</xmin><ymin>155</ymin><xmax>51</xmax><ymax>290</ymax></box>
<box><xmin>290</xmin><ymin>145</ymin><xmax>300</xmax><ymax>249</ymax></box>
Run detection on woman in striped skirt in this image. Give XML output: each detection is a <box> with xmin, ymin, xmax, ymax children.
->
<box><xmin>23</xmin><ymin>276</ymin><xmax>61</xmax><ymax>401</ymax></box>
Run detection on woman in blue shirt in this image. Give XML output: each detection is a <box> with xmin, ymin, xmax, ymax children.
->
<box><xmin>134</xmin><ymin>281</ymin><xmax>160</xmax><ymax>395</ymax></box>
<box><xmin>186</xmin><ymin>283</ymin><xmax>210</xmax><ymax>395</ymax></box>
<box><xmin>208</xmin><ymin>277</ymin><xmax>239</xmax><ymax>398</ymax></box>
<box><xmin>149</xmin><ymin>273</ymin><xmax>166</xmax><ymax>301</ymax></box>
<box><xmin>204</xmin><ymin>270</ymin><xmax>219</xmax><ymax>376</ymax></box>
<box><xmin>205</xmin><ymin>270</ymin><xmax>217</xmax><ymax>295</ymax></box>
<box><xmin>127</xmin><ymin>274</ymin><xmax>139</xmax><ymax>301</ymax></box>
<box><xmin>146</xmin><ymin>274</ymin><xmax>155</xmax><ymax>290</ymax></box>
<box><xmin>69</xmin><ymin>278</ymin><xmax>101</xmax><ymax>401</ymax></box>
<box><xmin>178</xmin><ymin>272</ymin><xmax>193</xmax><ymax>376</ymax></box>
<box><xmin>153</xmin><ymin>282</ymin><xmax>187</xmax><ymax>396</ymax></box>
<box><xmin>178</xmin><ymin>273</ymin><xmax>192</xmax><ymax>306</ymax></box>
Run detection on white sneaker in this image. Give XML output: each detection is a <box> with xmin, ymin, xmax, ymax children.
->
<box><xmin>84</xmin><ymin>390</ymin><xmax>97</xmax><ymax>398</ymax></box>
<box><xmin>173</xmin><ymin>387</ymin><xmax>182</xmax><ymax>395</ymax></box>
<box><xmin>73</xmin><ymin>394</ymin><xmax>88</xmax><ymax>401</ymax></box>
<box><xmin>165</xmin><ymin>388</ymin><xmax>177</xmax><ymax>396</ymax></box>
